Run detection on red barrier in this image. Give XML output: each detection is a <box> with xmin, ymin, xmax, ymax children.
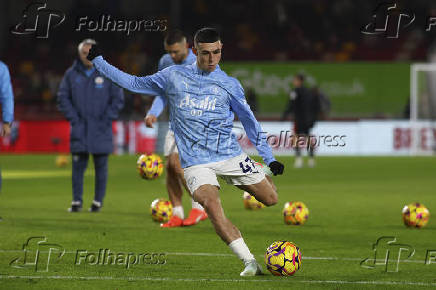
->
<box><xmin>0</xmin><ymin>121</ymin><xmax>157</xmax><ymax>154</ymax></box>
<box><xmin>0</xmin><ymin>121</ymin><xmax>70</xmax><ymax>153</ymax></box>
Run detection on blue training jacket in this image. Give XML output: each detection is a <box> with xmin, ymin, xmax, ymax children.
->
<box><xmin>93</xmin><ymin>56</ymin><xmax>275</xmax><ymax>168</ymax></box>
<box><xmin>0</xmin><ymin>61</ymin><xmax>14</xmax><ymax>123</ymax></box>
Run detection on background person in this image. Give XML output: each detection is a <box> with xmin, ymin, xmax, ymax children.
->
<box><xmin>146</xmin><ymin>30</ymin><xmax>207</xmax><ymax>228</ymax></box>
<box><xmin>57</xmin><ymin>39</ymin><xmax>124</xmax><ymax>212</ymax></box>
<box><xmin>0</xmin><ymin>61</ymin><xmax>14</xmax><ymax>138</ymax></box>
<box><xmin>0</xmin><ymin>60</ymin><xmax>14</xmax><ymax>221</ymax></box>
<box><xmin>282</xmin><ymin>74</ymin><xmax>320</xmax><ymax>168</ymax></box>
<box><xmin>311</xmin><ymin>86</ymin><xmax>330</xmax><ymax>120</ymax></box>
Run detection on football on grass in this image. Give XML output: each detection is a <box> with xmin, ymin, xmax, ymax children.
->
<box><xmin>137</xmin><ymin>154</ymin><xmax>164</xmax><ymax>180</ymax></box>
<box><xmin>265</xmin><ymin>240</ymin><xmax>302</xmax><ymax>276</ymax></box>
<box><xmin>402</xmin><ymin>202</ymin><xmax>430</xmax><ymax>228</ymax></box>
<box><xmin>283</xmin><ymin>201</ymin><xmax>309</xmax><ymax>225</ymax></box>
<box><xmin>150</xmin><ymin>198</ymin><xmax>172</xmax><ymax>223</ymax></box>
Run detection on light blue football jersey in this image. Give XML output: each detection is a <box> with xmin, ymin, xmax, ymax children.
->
<box><xmin>0</xmin><ymin>61</ymin><xmax>14</xmax><ymax>123</ymax></box>
<box><xmin>148</xmin><ymin>49</ymin><xmax>196</xmax><ymax>119</ymax></box>
<box><xmin>93</xmin><ymin>57</ymin><xmax>276</xmax><ymax>168</ymax></box>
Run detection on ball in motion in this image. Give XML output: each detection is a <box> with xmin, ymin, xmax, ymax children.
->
<box><xmin>137</xmin><ymin>154</ymin><xmax>164</xmax><ymax>180</ymax></box>
<box><xmin>265</xmin><ymin>240</ymin><xmax>302</xmax><ymax>276</ymax></box>
<box><xmin>243</xmin><ymin>192</ymin><xmax>265</xmax><ymax>210</ymax></box>
<box><xmin>283</xmin><ymin>201</ymin><xmax>309</xmax><ymax>225</ymax></box>
<box><xmin>402</xmin><ymin>202</ymin><xmax>430</xmax><ymax>228</ymax></box>
<box><xmin>150</xmin><ymin>198</ymin><xmax>173</xmax><ymax>222</ymax></box>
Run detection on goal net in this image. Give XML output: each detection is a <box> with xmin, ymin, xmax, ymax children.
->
<box><xmin>410</xmin><ymin>63</ymin><xmax>436</xmax><ymax>155</ymax></box>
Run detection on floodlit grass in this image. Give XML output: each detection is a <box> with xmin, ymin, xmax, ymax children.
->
<box><xmin>1</xmin><ymin>155</ymin><xmax>435</xmax><ymax>289</ymax></box>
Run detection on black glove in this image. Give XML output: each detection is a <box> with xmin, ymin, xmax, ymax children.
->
<box><xmin>268</xmin><ymin>161</ymin><xmax>284</xmax><ymax>176</ymax></box>
<box><xmin>86</xmin><ymin>44</ymin><xmax>102</xmax><ymax>61</ymax></box>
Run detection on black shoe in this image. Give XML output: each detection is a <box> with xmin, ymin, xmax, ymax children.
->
<box><xmin>68</xmin><ymin>201</ymin><xmax>82</xmax><ymax>212</ymax></box>
<box><xmin>89</xmin><ymin>200</ymin><xmax>102</xmax><ymax>212</ymax></box>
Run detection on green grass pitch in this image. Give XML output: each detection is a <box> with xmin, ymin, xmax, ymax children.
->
<box><xmin>0</xmin><ymin>155</ymin><xmax>436</xmax><ymax>289</ymax></box>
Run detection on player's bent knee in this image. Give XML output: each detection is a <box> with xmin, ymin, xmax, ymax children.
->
<box><xmin>194</xmin><ymin>186</ymin><xmax>221</xmax><ymax>213</ymax></box>
<box><xmin>263</xmin><ymin>192</ymin><xmax>278</xmax><ymax>206</ymax></box>
<box><xmin>197</xmin><ymin>195</ymin><xmax>215</xmax><ymax>211</ymax></box>
<box><xmin>267</xmin><ymin>194</ymin><xmax>278</xmax><ymax>206</ymax></box>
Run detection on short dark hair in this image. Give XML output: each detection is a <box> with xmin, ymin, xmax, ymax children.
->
<box><xmin>295</xmin><ymin>73</ymin><xmax>305</xmax><ymax>83</ymax></box>
<box><xmin>194</xmin><ymin>27</ymin><xmax>221</xmax><ymax>45</ymax></box>
<box><xmin>164</xmin><ymin>29</ymin><xmax>186</xmax><ymax>45</ymax></box>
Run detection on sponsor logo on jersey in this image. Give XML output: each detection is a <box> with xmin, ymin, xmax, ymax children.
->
<box><xmin>179</xmin><ymin>95</ymin><xmax>217</xmax><ymax>111</ymax></box>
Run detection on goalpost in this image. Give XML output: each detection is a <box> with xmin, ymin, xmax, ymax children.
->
<box><xmin>410</xmin><ymin>63</ymin><xmax>436</xmax><ymax>155</ymax></box>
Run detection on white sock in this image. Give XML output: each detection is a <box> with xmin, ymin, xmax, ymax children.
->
<box><xmin>172</xmin><ymin>206</ymin><xmax>184</xmax><ymax>219</ymax></box>
<box><xmin>229</xmin><ymin>237</ymin><xmax>255</xmax><ymax>264</ymax></box>
<box><xmin>191</xmin><ymin>199</ymin><xmax>204</xmax><ymax>211</ymax></box>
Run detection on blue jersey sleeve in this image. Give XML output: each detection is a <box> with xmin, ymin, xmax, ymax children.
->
<box><xmin>93</xmin><ymin>56</ymin><xmax>167</xmax><ymax>96</ymax></box>
<box><xmin>147</xmin><ymin>95</ymin><xmax>167</xmax><ymax>117</ymax></box>
<box><xmin>0</xmin><ymin>62</ymin><xmax>14</xmax><ymax>123</ymax></box>
<box><xmin>229</xmin><ymin>79</ymin><xmax>276</xmax><ymax>165</ymax></box>
<box><xmin>147</xmin><ymin>54</ymin><xmax>170</xmax><ymax>117</ymax></box>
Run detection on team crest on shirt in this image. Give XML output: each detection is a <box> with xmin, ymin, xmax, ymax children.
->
<box><xmin>211</xmin><ymin>85</ymin><xmax>220</xmax><ymax>94</ymax></box>
<box><xmin>94</xmin><ymin>76</ymin><xmax>104</xmax><ymax>88</ymax></box>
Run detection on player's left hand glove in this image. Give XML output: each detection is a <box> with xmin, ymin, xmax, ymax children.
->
<box><xmin>87</xmin><ymin>44</ymin><xmax>102</xmax><ymax>61</ymax></box>
<box><xmin>268</xmin><ymin>161</ymin><xmax>284</xmax><ymax>176</ymax></box>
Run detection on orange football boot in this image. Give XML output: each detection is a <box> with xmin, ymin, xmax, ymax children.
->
<box><xmin>160</xmin><ymin>215</ymin><xmax>183</xmax><ymax>228</ymax></box>
<box><xmin>183</xmin><ymin>208</ymin><xmax>208</xmax><ymax>226</ymax></box>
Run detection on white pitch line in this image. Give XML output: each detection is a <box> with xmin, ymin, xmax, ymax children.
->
<box><xmin>0</xmin><ymin>249</ymin><xmax>425</xmax><ymax>263</ymax></box>
<box><xmin>168</xmin><ymin>252</ymin><xmax>234</xmax><ymax>257</ymax></box>
<box><xmin>0</xmin><ymin>275</ymin><xmax>435</xmax><ymax>286</ymax></box>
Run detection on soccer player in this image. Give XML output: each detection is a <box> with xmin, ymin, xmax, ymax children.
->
<box><xmin>0</xmin><ymin>61</ymin><xmax>14</xmax><ymax>138</ymax></box>
<box><xmin>146</xmin><ymin>30</ymin><xmax>208</xmax><ymax>228</ymax></box>
<box><xmin>87</xmin><ymin>27</ymin><xmax>284</xmax><ymax>276</ymax></box>
<box><xmin>0</xmin><ymin>60</ymin><xmax>14</xmax><ymax>213</ymax></box>
<box><xmin>282</xmin><ymin>74</ymin><xmax>320</xmax><ymax>168</ymax></box>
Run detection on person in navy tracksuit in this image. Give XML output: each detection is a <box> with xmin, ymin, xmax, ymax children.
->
<box><xmin>57</xmin><ymin>39</ymin><xmax>124</xmax><ymax>212</ymax></box>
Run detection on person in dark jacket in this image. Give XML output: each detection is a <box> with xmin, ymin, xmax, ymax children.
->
<box><xmin>282</xmin><ymin>74</ymin><xmax>320</xmax><ymax>168</ymax></box>
<box><xmin>57</xmin><ymin>39</ymin><xmax>124</xmax><ymax>212</ymax></box>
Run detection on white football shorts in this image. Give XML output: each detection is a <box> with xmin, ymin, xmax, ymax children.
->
<box><xmin>183</xmin><ymin>153</ymin><xmax>266</xmax><ymax>194</ymax></box>
<box><xmin>163</xmin><ymin>129</ymin><xmax>178</xmax><ymax>157</ymax></box>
